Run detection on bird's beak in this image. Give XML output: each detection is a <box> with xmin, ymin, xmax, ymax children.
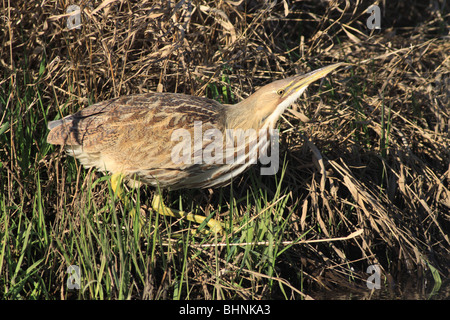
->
<box><xmin>283</xmin><ymin>62</ymin><xmax>346</xmax><ymax>98</ymax></box>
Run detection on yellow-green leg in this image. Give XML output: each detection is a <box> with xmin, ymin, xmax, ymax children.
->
<box><xmin>151</xmin><ymin>193</ymin><xmax>223</xmax><ymax>235</ymax></box>
<box><xmin>110</xmin><ymin>172</ymin><xmax>125</xmax><ymax>200</ymax></box>
<box><xmin>110</xmin><ymin>173</ymin><xmax>223</xmax><ymax>235</ymax></box>
<box><xmin>110</xmin><ymin>173</ymin><xmax>144</xmax><ymax>233</ymax></box>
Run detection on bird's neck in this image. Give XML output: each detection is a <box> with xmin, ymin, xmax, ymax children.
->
<box><xmin>226</xmin><ymin>85</ymin><xmax>308</xmax><ymax>131</ymax></box>
<box><xmin>225</xmin><ymin>97</ymin><xmax>277</xmax><ymax>131</ymax></box>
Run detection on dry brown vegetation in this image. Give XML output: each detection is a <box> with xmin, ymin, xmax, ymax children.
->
<box><xmin>1</xmin><ymin>0</ymin><xmax>449</xmax><ymax>299</ymax></box>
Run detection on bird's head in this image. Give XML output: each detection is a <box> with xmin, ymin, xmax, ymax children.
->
<box><xmin>227</xmin><ymin>62</ymin><xmax>345</xmax><ymax>130</ymax></box>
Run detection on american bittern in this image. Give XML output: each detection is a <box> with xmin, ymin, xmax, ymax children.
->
<box><xmin>47</xmin><ymin>63</ymin><xmax>344</xmax><ymax>234</ymax></box>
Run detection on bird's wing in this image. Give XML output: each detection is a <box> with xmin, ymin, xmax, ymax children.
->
<box><xmin>47</xmin><ymin>92</ymin><xmax>226</xmax><ymax>173</ymax></box>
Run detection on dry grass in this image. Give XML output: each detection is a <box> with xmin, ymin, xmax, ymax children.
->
<box><xmin>1</xmin><ymin>0</ymin><xmax>449</xmax><ymax>299</ymax></box>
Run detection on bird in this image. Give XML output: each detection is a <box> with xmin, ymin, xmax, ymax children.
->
<box><xmin>47</xmin><ymin>62</ymin><xmax>344</xmax><ymax>234</ymax></box>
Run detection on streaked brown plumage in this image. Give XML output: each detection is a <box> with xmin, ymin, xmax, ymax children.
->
<box><xmin>48</xmin><ymin>93</ymin><xmax>228</xmax><ymax>189</ymax></box>
<box><xmin>47</xmin><ymin>63</ymin><xmax>344</xmax><ymax>233</ymax></box>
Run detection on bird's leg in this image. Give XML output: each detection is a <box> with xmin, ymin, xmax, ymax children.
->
<box><xmin>110</xmin><ymin>172</ymin><xmax>124</xmax><ymax>200</ymax></box>
<box><xmin>111</xmin><ymin>173</ymin><xmax>223</xmax><ymax>235</ymax></box>
<box><xmin>110</xmin><ymin>173</ymin><xmax>144</xmax><ymax>232</ymax></box>
<box><xmin>151</xmin><ymin>193</ymin><xmax>224</xmax><ymax>235</ymax></box>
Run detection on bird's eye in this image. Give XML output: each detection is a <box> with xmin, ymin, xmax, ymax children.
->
<box><xmin>276</xmin><ymin>89</ymin><xmax>285</xmax><ymax>96</ymax></box>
